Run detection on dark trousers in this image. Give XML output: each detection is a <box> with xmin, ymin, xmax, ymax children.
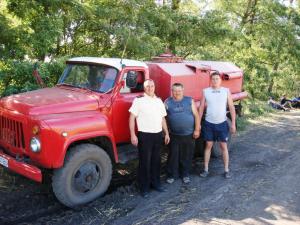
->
<box><xmin>137</xmin><ymin>131</ymin><xmax>163</xmax><ymax>192</ymax></box>
<box><xmin>167</xmin><ymin>134</ymin><xmax>195</xmax><ymax>178</ymax></box>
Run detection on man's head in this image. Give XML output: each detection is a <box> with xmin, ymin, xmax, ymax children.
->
<box><xmin>171</xmin><ymin>83</ymin><xmax>184</xmax><ymax>100</ymax></box>
<box><xmin>144</xmin><ymin>79</ymin><xmax>155</xmax><ymax>97</ymax></box>
<box><xmin>210</xmin><ymin>71</ymin><xmax>222</xmax><ymax>88</ymax></box>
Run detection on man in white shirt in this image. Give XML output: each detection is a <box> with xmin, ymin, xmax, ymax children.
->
<box><xmin>198</xmin><ymin>71</ymin><xmax>236</xmax><ymax>179</ymax></box>
<box><xmin>129</xmin><ymin>79</ymin><xmax>170</xmax><ymax>197</ymax></box>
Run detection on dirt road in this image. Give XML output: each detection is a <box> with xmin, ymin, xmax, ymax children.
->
<box><xmin>0</xmin><ymin>110</ymin><xmax>299</xmax><ymax>225</ymax></box>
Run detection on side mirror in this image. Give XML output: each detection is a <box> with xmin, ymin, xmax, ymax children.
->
<box><xmin>126</xmin><ymin>71</ymin><xmax>138</xmax><ymax>88</ymax></box>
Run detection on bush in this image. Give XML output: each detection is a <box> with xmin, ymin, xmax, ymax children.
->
<box><xmin>0</xmin><ymin>58</ymin><xmax>66</xmax><ymax>97</ymax></box>
<box><xmin>237</xmin><ymin>99</ymin><xmax>276</xmax><ymax>131</ymax></box>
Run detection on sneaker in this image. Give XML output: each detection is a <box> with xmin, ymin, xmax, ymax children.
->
<box><xmin>200</xmin><ymin>170</ymin><xmax>209</xmax><ymax>178</ymax></box>
<box><xmin>182</xmin><ymin>177</ymin><xmax>190</xmax><ymax>184</ymax></box>
<box><xmin>166</xmin><ymin>177</ymin><xmax>175</xmax><ymax>184</ymax></box>
<box><xmin>224</xmin><ymin>171</ymin><xmax>231</xmax><ymax>179</ymax></box>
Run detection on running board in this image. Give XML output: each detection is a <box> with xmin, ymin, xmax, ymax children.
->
<box><xmin>117</xmin><ymin>144</ymin><xmax>138</xmax><ymax>164</ymax></box>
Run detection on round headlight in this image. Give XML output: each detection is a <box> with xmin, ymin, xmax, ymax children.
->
<box><xmin>30</xmin><ymin>137</ymin><xmax>41</xmax><ymax>153</ymax></box>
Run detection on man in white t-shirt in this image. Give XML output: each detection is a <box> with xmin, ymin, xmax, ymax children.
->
<box><xmin>198</xmin><ymin>71</ymin><xmax>236</xmax><ymax>179</ymax></box>
<box><xmin>129</xmin><ymin>79</ymin><xmax>170</xmax><ymax>197</ymax></box>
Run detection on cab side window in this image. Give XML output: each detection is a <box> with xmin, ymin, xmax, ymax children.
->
<box><xmin>120</xmin><ymin>71</ymin><xmax>145</xmax><ymax>94</ymax></box>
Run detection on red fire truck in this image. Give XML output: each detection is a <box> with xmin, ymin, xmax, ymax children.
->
<box><xmin>0</xmin><ymin>55</ymin><xmax>247</xmax><ymax>207</ymax></box>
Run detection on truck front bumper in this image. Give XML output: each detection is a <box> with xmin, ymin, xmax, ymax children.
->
<box><xmin>0</xmin><ymin>150</ymin><xmax>42</xmax><ymax>182</ymax></box>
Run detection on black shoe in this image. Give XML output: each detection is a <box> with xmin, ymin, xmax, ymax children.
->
<box><xmin>141</xmin><ymin>191</ymin><xmax>149</xmax><ymax>198</ymax></box>
<box><xmin>153</xmin><ymin>186</ymin><xmax>166</xmax><ymax>192</ymax></box>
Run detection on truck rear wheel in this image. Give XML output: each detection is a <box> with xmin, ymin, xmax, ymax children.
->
<box><xmin>211</xmin><ymin>118</ymin><xmax>232</xmax><ymax>158</ymax></box>
<box><xmin>52</xmin><ymin>144</ymin><xmax>112</xmax><ymax>208</ymax></box>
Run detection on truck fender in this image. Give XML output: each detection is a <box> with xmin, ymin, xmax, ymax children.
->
<box><xmin>53</xmin><ymin>114</ymin><xmax>118</xmax><ymax>168</ymax></box>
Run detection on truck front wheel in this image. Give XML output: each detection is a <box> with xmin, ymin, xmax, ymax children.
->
<box><xmin>52</xmin><ymin>144</ymin><xmax>112</xmax><ymax>208</ymax></box>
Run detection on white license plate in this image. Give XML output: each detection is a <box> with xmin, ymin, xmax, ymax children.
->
<box><xmin>0</xmin><ymin>156</ymin><xmax>8</xmax><ymax>168</ymax></box>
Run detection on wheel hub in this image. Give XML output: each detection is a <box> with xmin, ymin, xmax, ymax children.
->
<box><xmin>73</xmin><ymin>162</ymin><xmax>101</xmax><ymax>193</ymax></box>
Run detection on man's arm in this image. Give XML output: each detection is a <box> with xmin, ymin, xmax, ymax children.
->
<box><xmin>129</xmin><ymin>113</ymin><xmax>138</xmax><ymax>146</ymax></box>
<box><xmin>227</xmin><ymin>91</ymin><xmax>236</xmax><ymax>134</ymax></box>
<box><xmin>191</xmin><ymin>99</ymin><xmax>200</xmax><ymax>139</ymax></box>
<box><xmin>162</xmin><ymin>117</ymin><xmax>170</xmax><ymax>145</ymax></box>
<box><xmin>198</xmin><ymin>91</ymin><xmax>206</xmax><ymax>132</ymax></box>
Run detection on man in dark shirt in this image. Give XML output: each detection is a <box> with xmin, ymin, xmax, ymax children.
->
<box><xmin>268</xmin><ymin>97</ymin><xmax>287</xmax><ymax>111</ymax></box>
<box><xmin>165</xmin><ymin>83</ymin><xmax>200</xmax><ymax>184</ymax></box>
<box><xmin>280</xmin><ymin>95</ymin><xmax>293</xmax><ymax>109</ymax></box>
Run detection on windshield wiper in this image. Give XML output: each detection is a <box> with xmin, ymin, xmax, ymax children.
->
<box><xmin>58</xmin><ymin>83</ymin><xmax>97</xmax><ymax>93</ymax></box>
<box><xmin>77</xmin><ymin>85</ymin><xmax>95</xmax><ymax>93</ymax></box>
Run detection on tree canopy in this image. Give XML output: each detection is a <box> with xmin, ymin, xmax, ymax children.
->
<box><xmin>0</xmin><ymin>0</ymin><xmax>299</xmax><ymax>98</ymax></box>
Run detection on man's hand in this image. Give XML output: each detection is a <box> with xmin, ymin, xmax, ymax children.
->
<box><xmin>164</xmin><ymin>133</ymin><xmax>170</xmax><ymax>145</ymax></box>
<box><xmin>230</xmin><ymin>124</ymin><xmax>236</xmax><ymax>134</ymax></box>
<box><xmin>193</xmin><ymin>129</ymin><xmax>200</xmax><ymax>139</ymax></box>
<box><xmin>131</xmin><ymin>134</ymin><xmax>138</xmax><ymax>146</ymax></box>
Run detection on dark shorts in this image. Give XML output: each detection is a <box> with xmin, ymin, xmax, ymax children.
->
<box><xmin>202</xmin><ymin>120</ymin><xmax>229</xmax><ymax>142</ymax></box>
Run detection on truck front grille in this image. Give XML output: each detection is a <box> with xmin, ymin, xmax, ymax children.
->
<box><xmin>0</xmin><ymin>115</ymin><xmax>25</xmax><ymax>149</ymax></box>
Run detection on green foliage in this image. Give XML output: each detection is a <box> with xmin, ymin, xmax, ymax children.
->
<box><xmin>0</xmin><ymin>0</ymin><xmax>299</xmax><ymax>99</ymax></box>
<box><xmin>237</xmin><ymin>99</ymin><xmax>276</xmax><ymax>131</ymax></box>
<box><xmin>0</xmin><ymin>59</ymin><xmax>65</xmax><ymax>97</ymax></box>
<box><xmin>244</xmin><ymin>100</ymin><xmax>276</xmax><ymax>118</ymax></box>
<box><xmin>211</xmin><ymin>0</ymin><xmax>300</xmax><ymax>98</ymax></box>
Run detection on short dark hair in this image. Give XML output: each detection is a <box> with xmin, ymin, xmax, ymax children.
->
<box><xmin>210</xmin><ymin>71</ymin><xmax>221</xmax><ymax>78</ymax></box>
<box><xmin>172</xmin><ymin>83</ymin><xmax>184</xmax><ymax>89</ymax></box>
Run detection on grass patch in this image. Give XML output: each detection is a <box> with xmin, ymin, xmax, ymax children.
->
<box><xmin>237</xmin><ymin>99</ymin><xmax>276</xmax><ymax>131</ymax></box>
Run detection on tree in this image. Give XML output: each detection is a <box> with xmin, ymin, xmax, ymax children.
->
<box><xmin>212</xmin><ymin>0</ymin><xmax>300</xmax><ymax>98</ymax></box>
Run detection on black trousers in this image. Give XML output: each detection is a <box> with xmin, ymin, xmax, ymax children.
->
<box><xmin>167</xmin><ymin>134</ymin><xmax>195</xmax><ymax>178</ymax></box>
<box><xmin>137</xmin><ymin>131</ymin><xmax>163</xmax><ymax>192</ymax></box>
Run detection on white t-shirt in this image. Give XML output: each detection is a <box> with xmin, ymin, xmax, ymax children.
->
<box><xmin>204</xmin><ymin>87</ymin><xmax>229</xmax><ymax>124</ymax></box>
<box><xmin>129</xmin><ymin>93</ymin><xmax>167</xmax><ymax>133</ymax></box>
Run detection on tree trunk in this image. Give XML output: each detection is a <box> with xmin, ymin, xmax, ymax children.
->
<box><xmin>241</xmin><ymin>0</ymin><xmax>258</xmax><ymax>28</ymax></box>
<box><xmin>172</xmin><ymin>0</ymin><xmax>180</xmax><ymax>10</ymax></box>
<box><xmin>267</xmin><ymin>78</ymin><xmax>274</xmax><ymax>94</ymax></box>
<box><xmin>268</xmin><ymin>63</ymin><xmax>279</xmax><ymax>94</ymax></box>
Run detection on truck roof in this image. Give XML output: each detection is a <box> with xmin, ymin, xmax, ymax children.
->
<box><xmin>67</xmin><ymin>57</ymin><xmax>148</xmax><ymax>70</ymax></box>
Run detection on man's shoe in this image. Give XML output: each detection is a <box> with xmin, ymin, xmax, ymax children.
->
<box><xmin>153</xmin><ymin>186</ymin><xmax>166</xmax><ymax>192</ymax></box>
<box><xmin>166</xmin><ymin>177</ymin><xmax>175</xmax><ymax>184</ymax></box>
<box><xmin>141</xmin><ymin>191</ymin><xmax>149</xmax><ymax>198</ymax></box>
<box><xmin>200</xmin><ymin>170</ymin><xmax>209</xmax><ymax>178</ymax></box>
<box><xmin>224</xmin><ymin>171</ymin><xmax>231</xmax><ymax>179</ymax></box>
<box><xmin>182</xmin><ymin>177</ymin><xmax>190</xmax><ymax>184</ymax></box>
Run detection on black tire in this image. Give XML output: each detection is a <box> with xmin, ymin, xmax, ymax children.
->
<box><xmin>52</xmin><ymin>144</ymin><xmax>112</xmax><ymax>208</ymax></box>
<box><xmin>211</xmin><ymin>118</ymin><xmax>232</xmax><ymax>158</ymax></box>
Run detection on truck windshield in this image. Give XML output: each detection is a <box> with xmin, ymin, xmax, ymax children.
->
<box><xmin>58</xmin><ymin>64</ymin><xmax>118</xmax><ymax>93</ymax></box>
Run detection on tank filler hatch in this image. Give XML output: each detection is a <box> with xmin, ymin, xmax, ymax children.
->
<box><xmin>151</xmin><ymin>52</ymin><xmax>183</xmax><ymax>63</ymax></box>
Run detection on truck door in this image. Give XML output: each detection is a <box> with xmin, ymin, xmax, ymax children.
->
<box><xmin>111</xmin><ymin>70</ymin><xmax>145</xmax><ymax>143</ymax></box>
